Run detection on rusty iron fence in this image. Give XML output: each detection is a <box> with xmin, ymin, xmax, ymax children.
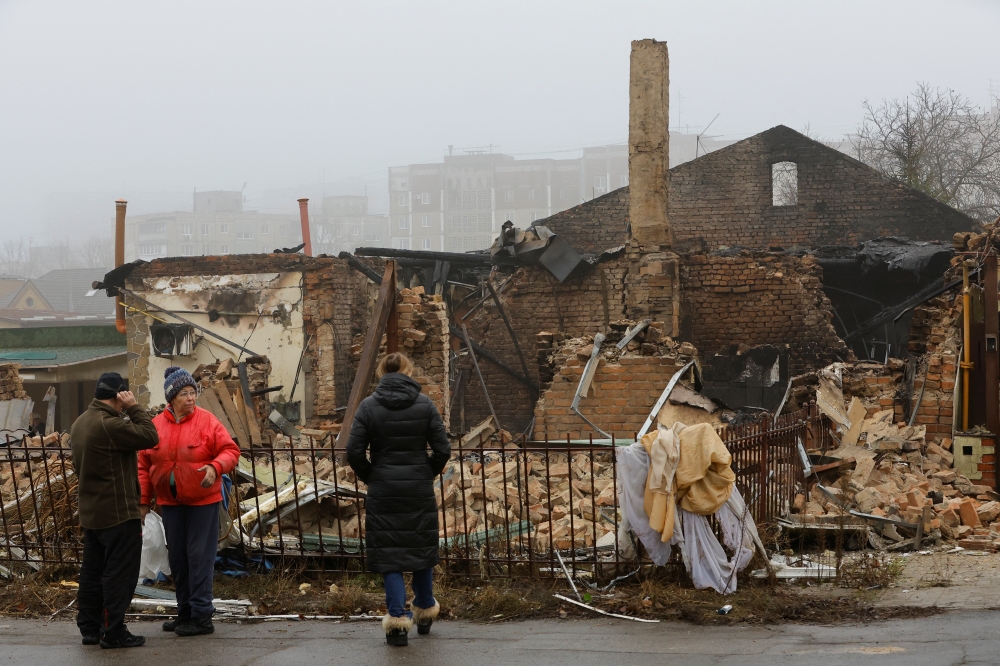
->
<box><xmin>0</xmin><ymin>407</ymin><xmax>819</xmax><ymax>579</ymax></box>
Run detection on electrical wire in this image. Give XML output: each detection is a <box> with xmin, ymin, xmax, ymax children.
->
<box><xmin>237</xmin><ymin>311</ymin><xmax>265</xmax><ymax>363</ymax></box>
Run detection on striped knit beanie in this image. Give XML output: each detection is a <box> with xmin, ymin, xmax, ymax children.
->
<box><xmin>164</xmin><ymin>366</ymin><xmax>197</xmax><ymax>403</ymax></box>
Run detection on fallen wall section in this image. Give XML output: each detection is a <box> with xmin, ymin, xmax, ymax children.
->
<box><xmin>532</xmin><ymin>333</ymin><xmax>697</xmax><ymax>441</ymax></box>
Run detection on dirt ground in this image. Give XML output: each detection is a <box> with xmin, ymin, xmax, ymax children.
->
<box><xmin>0</xmin><ymin>562</ymin><xmax>939</xmax><ymax>627</ymax></box>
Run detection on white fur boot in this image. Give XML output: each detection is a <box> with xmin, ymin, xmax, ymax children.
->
<box><xmin>383</xmin><ymin>614</ymin><xmax>413</xmax><ymax>647</ymax></box>
<box><xmin>412</xmin><ymin>600</ymin><xmax>440</xmax><ymax>635</ymax></box>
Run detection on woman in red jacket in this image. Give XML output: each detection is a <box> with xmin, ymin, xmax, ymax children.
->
<box><xmin>139</xmin><ymin>366</ymin><xmax>239</xmax><ymax>638</ymax></box>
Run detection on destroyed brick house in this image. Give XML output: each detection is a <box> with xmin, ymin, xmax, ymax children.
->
<box><xmin>7</xmin><ymin>38</ymin><xmax>1000</xmax><ymax>590</ymax></box>
<box><xmin>98</xmin><ymin>44</ymin><xmax>976</xmax><ymax>449</ymax></box>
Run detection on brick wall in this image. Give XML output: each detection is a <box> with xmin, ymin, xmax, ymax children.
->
<box><xmin>459</xmin><ymin>258</ymin><xmax>629</xmax><ymax>435</ymax></box>
<box><xmin>529</xmin><ymin>125</ymin><xmax>976</xmax><ymax>259</ymax></box>
<box><xmin>394</xmin><ymin>287</ymin><xmax>450</xmax><ymax>426</ymax></box>
<box><xmin>538</xmin><ymin>188</ymin><xmax>629</xmax><ymax>254</ymax></box>
<box><xmin>130</xmin><ymin>255</ymin><xmax>452</xmax><ymax>430</ymax></box>
<box><xmin>532</xmin><ymin>336</ymin><xmax>696</xmax><ymax>440</ymax></box>
<box><xmin>669</xmin><ymin>126</ymin><xmax>976</xmax><ymax>252</ymax></box>
<box><xmin>299</xmin><ymin>258</ymin><xmax>378</xmax><ymax>422</ymax></box>
<box><xmin>459</xmin><ymin>247</ymin><xmax>852</xmax><ymax>432</ymax></box>
<box><xmin>679</xmin><ymin>252</ymin><xmax>849</xmax><ymax>374</ymax></box>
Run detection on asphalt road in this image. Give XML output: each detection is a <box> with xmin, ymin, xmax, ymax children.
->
<box><xmin>0</xmin><ymin>612</ymin><xmax>994</xmax><ymax>666</ymax></box>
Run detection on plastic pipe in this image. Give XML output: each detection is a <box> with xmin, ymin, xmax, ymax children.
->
<box><xmin>297</xmin><ymin>198</ymin><xmax>312</xmax><ymax>257</ymax></box>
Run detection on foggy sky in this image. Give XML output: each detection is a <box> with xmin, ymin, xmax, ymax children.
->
<box><xmin>1</xmin><ymin>0</ymin><xmax>998</xmax><ymax>240</ymax></box>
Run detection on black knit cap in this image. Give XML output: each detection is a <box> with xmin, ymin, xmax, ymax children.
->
<box><xmin>95</xmin><ymin>372</ymin><xmax>127</xmax><ymax>399</ymax></box>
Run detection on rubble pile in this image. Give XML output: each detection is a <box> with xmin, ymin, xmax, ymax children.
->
<box><xmin>437</xmin><ymin>450</ymin><xmax>616</xmax><ymax>550</ymax></box>
<box><xmin>0</xmin><ymin>447</ymin><xmax>77</xmax><ymax>555</ymax></box>
<box><xmin>791</xmin><ymin>405</ymin><xmax>1000</xmax><ymax>548</ymax></box>
<box><xmin>537</xmin><ymin>320</ymin><xmax>695</xmax><ymax>387</ymax></box>
<box><xmin>0</xmin><ymin>364</ymin><xmax>28</xmax><ymax>401</ymax></box>
<box><xmin>178</xmin><ymin>356</ymin><xmax>275</xmax><ymax>447</ymax></box>
<box><xmin>534</xmin><ymin>321</ymin><xmax>702</xmax><ymax>441</ymax></box>
<box><xmin>234</xmin><ymin>445</ymin><xmax>618</xmax><ymax>553</ymax></box>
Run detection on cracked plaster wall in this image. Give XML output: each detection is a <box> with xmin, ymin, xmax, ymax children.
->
<box><xmin>124</xmin><ymin>272</ymin><xmax>305</xmax><ymax>408</ymax></box>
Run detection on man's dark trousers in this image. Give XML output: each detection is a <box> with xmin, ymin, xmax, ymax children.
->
<box><xmin>76</xmin><ymin>519</ymin><xmax>142</xmax><ymax>639</ymax></box>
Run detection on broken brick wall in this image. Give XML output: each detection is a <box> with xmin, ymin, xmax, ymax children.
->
<box><xmin>127</xmin><ymin>255</ymin><xmax>374</xmax><ymax>425</ymax></box>
<box><xmin>668</xmin><ymin>126</ymin><xmax>976</xmax><ymax>252</ymax></box>
<box><xmin>679</xmin><ymin>252</ymin><xmax>849</xmax><ymax>375</ymax></box>
<box><xmin>393</xmin><ymin>287</ymin><xmax>450</xmax><ymax>427</ymax></box>
<box><xmin>300</xmin><ymin>258</ymin><xmax>380</xmax><ymax>424</ymax></box>
<box><xmin>459</xmin><ymin>257</ymin><xmax>629</xmax><ymax>435</ymax></box>
<box><xmin>532</xmin><ymin>335</ymin><xmax>697</xmax><ymax>440</ymax></box>
<box><xmin>459</xmin><ymin>249</ymin><xmax>853</xmax><ymax>434</ymax></box>
<box><xmin>907</xmin><ymin>291</ymin><xmax>961</xmax><ymax>452</ymax></box>
<box><xmin>129</xmin><ymin>254</ymin><xmax>454</xmax><ymax>431</ymax></box>
<box><xmin>536</xmin><ymin>188</ymin><xmax>630</xmax><ymax>254</ymax></box>
<box><xmin>526</xmin><ymin>126</ymin><xmax>976</xmax><ymax>259</ymax></box>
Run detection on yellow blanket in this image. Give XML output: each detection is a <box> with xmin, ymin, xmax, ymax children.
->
<box><xmin>642</xmin><ymin>422</ymin><xmax>734</xmax><ymax>542</ymax></box>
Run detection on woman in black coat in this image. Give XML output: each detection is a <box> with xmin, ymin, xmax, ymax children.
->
<box><xmin>347</xmin><ymin>352</ymin><xmax>451</xmax><ymax>647</ymax></box>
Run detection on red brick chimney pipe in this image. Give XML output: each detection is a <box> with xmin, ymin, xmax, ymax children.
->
<box><xmin>114</xmin><ymin>199</ymin><xmax>127</xmax><ymax>334</ymax></box>
<box><xmin>298</xmin><ymin>198</ymin><xmax>313</xmax><ymax>257</ymax></box>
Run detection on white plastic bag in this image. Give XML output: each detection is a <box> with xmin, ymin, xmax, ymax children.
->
<box><xmin>138</xmin><ymin>511</ymin><xmax>171</xmax><ymax>582</ymax></box>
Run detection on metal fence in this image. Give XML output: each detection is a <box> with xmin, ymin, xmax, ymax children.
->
<box><xmin>0</xmin><ymin>407</ymin><xmax>817</xmax><ymax>579</ymax></box>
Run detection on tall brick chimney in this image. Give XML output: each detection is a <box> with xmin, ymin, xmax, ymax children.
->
<box><xmin>624</xmin><ymin>39</ymin><xmax>678</xmax><ymax>337</ymax></box>
<box><xmin>628</xmin><ymin>39</ymin><xmax>671</xmax><ymax>247</ymax></box>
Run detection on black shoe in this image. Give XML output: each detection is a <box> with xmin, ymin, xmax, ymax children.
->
<box><xmin>99</xmin><ymin>630</ymin><xmax>145</xmax><ymax>649</ymax></box>
<box><xmin>417</xmin><ymin>619</ymin><xmax>433</xmax><ymax>635</ymax></box>
<box><xmin>162</xmin><ymin>616</ymin><xmax>188</xmax><ymax>632</ymax></box>
<box><xmin>81</xmin><ymin>634</ymin><xmax>100</xmax><ymax>646</ymax></box>
<box><xmin>386</xmin><ymin>628</ymin><xmax>408</xmax><ymax>647</ymax></box>
<box><xmin>175</xmin><ymin>617</ymin><xmax>214</xmax><ymax>636</ymax></box>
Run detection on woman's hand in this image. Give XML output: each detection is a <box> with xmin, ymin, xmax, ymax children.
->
<box><xmin>140</xmin><ymin>504</ymin><xmax>149</xmax><ymax>524</ymax></box>
<box><xmin>197</xmin><ymin>464</ymin><xmax>217</xmax><ymax>488</ymax></box>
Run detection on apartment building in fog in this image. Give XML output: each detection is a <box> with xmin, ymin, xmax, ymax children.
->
<box><xmin>388</xmin><ymin>145</ymin><xmax>628</xmax><ymax>253</ymax></box>
<box><xmin>125</xmin><ymin>191</ymin><xmax>387</xmax><ymax>261</ymax></box>
<box><xmin>312</xmin><ymin>195</ymin><xmax>390</xmax><ymax>256</ymax></box>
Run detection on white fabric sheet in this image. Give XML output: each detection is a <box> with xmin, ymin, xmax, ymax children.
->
<box><xmin>615</xmin><ymin>442</ymin><xmax>671</xmax><ymax>565</ymax></box>
<box><xmin>616</xmin><ymin>440</ymin><xmax>759</xmax><ymax>593</ymax></box>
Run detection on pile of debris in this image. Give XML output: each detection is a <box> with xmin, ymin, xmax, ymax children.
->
<box><xmin>0</xmin><ymin>363</ymin><xmax>33</xmax><ymax>433</ymax></box>
<box><xmin>786</xmin><ymin>400</ymin><xmax>1000</xmax><ymax>549</ymax></box>
<box><xmin>234</xmin><ymin>444</ymin><xmax>617</xmax><ymax>554</ymax></box>
<box><xmin>0</xmin><ymin>364</ymin><xmax>28</xmax><ymax>402</ymax></box>
<box><xmin>0</xmin><ymin>444</ymin><xmax>77</xmax><ymax>573</ymax></box>
<box><xmin>184</xmin><ymin>356</ymin><xmax>275</xmax><ymax>448</ymax></box>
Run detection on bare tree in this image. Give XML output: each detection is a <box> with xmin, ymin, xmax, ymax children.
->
<box><xmin>854</xmin><ymin>83</ymin><xmax>1000</xmax><ymax>223</ymax></box>
<box><xmin>28</xmin><ymin>239</ymin><xmax>82</xmax><ymax>278</ymax></box>
<box><xmin>312</xmin><ymin>222</ymin><xmax>337</xmax><ymax>256</ymax></box>
<box><xmin>0</xmin><ymin>238</ymin><xmax>29</xmax><ymax>277</ymax></box>
<box><xmin>79</xmin><ymin>235</ymin><xmax>115</xmax><ymax>269</ymax></box>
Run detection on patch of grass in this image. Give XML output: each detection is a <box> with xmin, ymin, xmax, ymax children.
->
<box><xmin>840</xmin><ymin>551</ymin><xmax>902</xmax><ymax>590</ymax></box>
<box><xmin>435</xmin><ymin>579</ymin><xmax>558</xmax><ymax>621</ymax></box>
<box><xmin>0</xmin><ymin>564</ymin><xmax>940</xmax><ymax>626</ymax></box>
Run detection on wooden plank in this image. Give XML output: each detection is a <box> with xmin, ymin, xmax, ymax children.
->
<box><xmin>198</xmin><ymin>389</ymin><xmax>236</xmax><ymax>439</ymax></box>
<box><xmin>386</xmin><ymin>281</ymin><xmax>398</xmax><ymax>354</ymax></box>
<box><xmin>841</xmin><ymin>398</ymin><xmax>867</xmax><ymax>446</ymax></box>
<box><xmin>213</xmin><ymin>381</ymin><xmax>249</xmax><ymax>446</ymax></box>
<box><xmin>487</xmin><ymin>280</ymin><xmax>534</xmax><ymax>398</ymax></box>
<box><xmin>337</xmin><ymin>261</ymin><xmax>396</xmax><ymax>447</ymax></box>
<box><xmin>807</xmin><ymin>457</ymin><xmax>856</xmax><ymax>476</ymax></box>
<box><xmin>235</xmin><ymin>385</ymin><xmax>263</xmax><ymax>447</ymax></box>
<box><xmin>237</xmin><ymin>363</ymin><xmax>263</xmax><ymax>447</ymax></box>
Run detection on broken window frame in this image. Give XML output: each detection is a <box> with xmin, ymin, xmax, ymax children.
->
<box><xmin>771</xmin><ymin>161</ymin><xmax>799</xmax><ymax>206</ymax></box>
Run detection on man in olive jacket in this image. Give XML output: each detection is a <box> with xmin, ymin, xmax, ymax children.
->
<box><xmin>70</xmin><ymin>372</ymin><xmax>158</xmax><ymax>649</ymax></box>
